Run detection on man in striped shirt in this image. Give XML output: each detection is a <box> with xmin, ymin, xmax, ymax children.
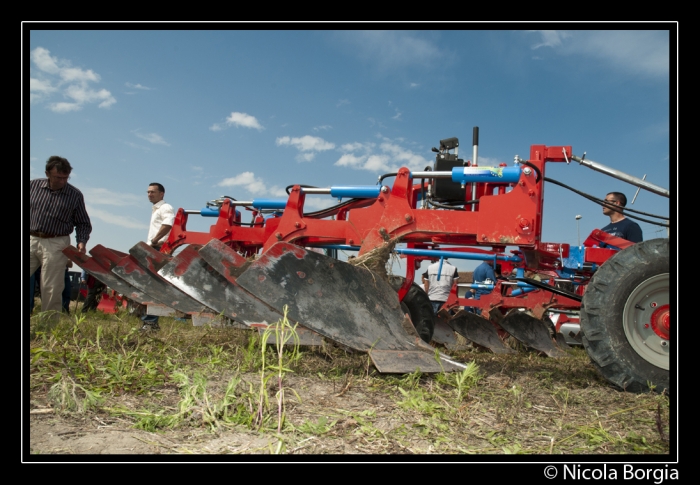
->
<box><xmin>29</xmin><ymin>156</ymin><xmax>92</xmax><ymax>320</ymax></box>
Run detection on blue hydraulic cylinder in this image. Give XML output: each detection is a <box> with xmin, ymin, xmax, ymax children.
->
<box><xmin>200</xmin><ymin>207</ymin><xmax>221</xmax><ymax>217</ymax></box>
<box><xmin>320</xmin><ymin>245</ymin><xmax>361</xmax><ymax>251</ymax></box>
<box><xmin>463</xmin><ymin>283</ymin><xmax>496</xmax><ymax>292</ymax></box>
<box><xmin>251</xmin><ymin>199</ymin><xmax>287</xmax><ymax>210</ymax></box>
<box><xmin>451</xmin><ymin>166</ymin><xmax>522</xmax><ymax>184</ymax></box>
<box><xmin>198</xmin><ymin>207</ymin><xmax>242</xmax><ymax>218</ymax></box>
<box><xmin>330</xmin><ymin>186</ymin><xmax>381</xmax><ymax>199</ymax></box>
<box><xmin>394</xmin><ymin>248</ymin><xmax>522</xmax><ymax>263</ymax></box>
<box><xmin>510</xmin><ymin>286</ymin><xmax>538</xmax><ymax>296</ymax></box>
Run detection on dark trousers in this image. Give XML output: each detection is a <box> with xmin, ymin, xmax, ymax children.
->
<box><xmin>82</xmin><ymin>283</ymin><xmax>106</xmax><ymax>313</ymax></box>
<box><xmin>62</xmin><ymin>270</ymin><xmax>71</xmax><ymax>313</ymax></box>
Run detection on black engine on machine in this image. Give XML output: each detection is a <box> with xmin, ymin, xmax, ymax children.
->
<box><xmin>432</xmin><ymin>136</ymin><xmax>467</xmax><ymax>203</ymax></box>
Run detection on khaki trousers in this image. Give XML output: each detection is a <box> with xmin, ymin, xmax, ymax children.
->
<box><xmin>29</xmin><ymin>235</ymin><xmax>70</xmax><ymax>316</ymax></box>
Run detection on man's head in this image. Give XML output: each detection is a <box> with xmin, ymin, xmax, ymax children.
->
<box><xmin>147</xmin><ymin>183</ymin><xmax>165</xmax><ymax>205</ymax></box>
<box><xmin>45</xmin><ymin>156</ymin><xmax>72</xmax><ymax>191</ymax></box>
<box><xmin>602</xmin><ymin>191</ymin><xmax>627</xmax><ymax>217</ymax></box>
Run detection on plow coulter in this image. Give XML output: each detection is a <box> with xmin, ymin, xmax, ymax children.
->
<box><xmin>65</xmin><ymin>128</ymin><xmax>671</xmax><ymax>392</ymax></box>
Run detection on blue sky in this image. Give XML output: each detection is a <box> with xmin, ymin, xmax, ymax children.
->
<box><xmin>25</xmin><ymin>27</ymin><xmax>674</xmax><ymax>279</ymax></box>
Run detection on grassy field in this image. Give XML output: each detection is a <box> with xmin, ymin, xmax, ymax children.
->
<box><xmin>26</xmin><ymin>304</ymin><xmax>672</xmax><ymax>457</ymax></box>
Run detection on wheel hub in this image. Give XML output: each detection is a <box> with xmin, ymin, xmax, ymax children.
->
<box><xmin>650</xmin><ymin>304</ymin><xmax>670</xmax><ymax>340</ymax></box>
<box><xmin>623</xmin><ymin>273</ymin><xmax>669</xmax><ymax>370</ymax></box>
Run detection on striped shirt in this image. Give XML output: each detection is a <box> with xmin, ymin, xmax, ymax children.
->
<box><xmin>30</xmin><ymin>178</ymin><xmax>92</xmax><ymax>244</ymax></box>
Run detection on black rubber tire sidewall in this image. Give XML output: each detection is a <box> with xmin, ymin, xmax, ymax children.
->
<box><xmin>389</xmin><ymin>276</ymin><xmax>436</xmax><ymax>343</ymax></box>
<box><xmin>580</xmin><ymin>238</ymin><xmax>670</xmax><ymax>393</ymax></box>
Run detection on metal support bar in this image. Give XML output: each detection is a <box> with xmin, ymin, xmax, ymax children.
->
<box><xmin>570</xmin><ymin>154</ymin><xmax>669</xmax><ymax>197</ymax></box>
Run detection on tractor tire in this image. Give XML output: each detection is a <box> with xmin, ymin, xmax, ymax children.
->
<box><xmin>388</xmin><ymin>276</ymin><xmax>435</xmax><ymax>344</ymax></box>
<box><xmin>580</xmin><ymin>238</ymin><xmax>669</xmax><ymax>393</ymax></box>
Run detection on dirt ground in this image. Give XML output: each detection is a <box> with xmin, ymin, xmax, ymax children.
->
<box><xmin>26</xmin><ymin>356</ymin><xmax>673</xmax><ymax>460</ymax></box>
<box><xmin>28</xmin><ymin>374</ymin><xmax>435</xmax><ymax>456</ymax></box>
<box><xmin>25</xmin><ymin>303</ymin><xmax>672</xmax><ymax>461</ymax></box>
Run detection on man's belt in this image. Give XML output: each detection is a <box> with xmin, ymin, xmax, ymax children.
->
<box><xmin>30</xmin><ymin>231</ymin><xmax>68</xmax><ymax>239</ymax></box>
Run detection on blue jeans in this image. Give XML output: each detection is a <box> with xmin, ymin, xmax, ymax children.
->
<box><xmin>465</xmin><ymin>293</ymin><xmax>482</xmax><ymax>315</ymax></box>
<box><xmin>141</xmin><ymin>314</ymin><xmax>159</xmax><ymax>324</ymax></box>
<box><xmin>431</xmin><ymin>301</ymin><xmax>444</xmax><ymax>315</ymax></box>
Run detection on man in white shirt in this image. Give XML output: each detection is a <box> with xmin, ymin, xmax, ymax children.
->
<box><xmin>141</xmin><ymin>182</ymin><xmax>175</xmax><ymax>330</ymax></box>
<box><xmin>146</xmin><ymin>182</ymin><xmax>175</xmax><ymax>250</ymax></box>
<box><xmin>421</xmin><ymin>258</ymin><xmax>459</xmax><ymax>315</ymax></box>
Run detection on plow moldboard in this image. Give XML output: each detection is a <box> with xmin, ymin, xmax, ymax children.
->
<box><xmin>62</xmin><ymin>246</ymin><xmax>149</xmax><ymax>304</ymax></box>
<box><xmin>498</xmin><ymin>311</ymin><xmax>567</xmax><ymax>358</ymax></box>
<box><xmin>193</xmin><ymin>240</ymin><xmax>325</xmax><ymax>345</ymax></box>
<box><xmin>159</xmin><ymin>244</ymin><xmax>280</xmax><ymax>326</ymax></box>
<box><xmin>109</xmin><ymin>244</ymin><xmax>208</xmax><ymax>314</ymax></box>
<box><xmin>448</xmin><ymin>310</ymin><xmax>516</xmax><ymax>354</ymax></box>
<box><xmin>235</xmin><ymin>242</ymin><xmax>465</xmax><ymax>373</ymax></box>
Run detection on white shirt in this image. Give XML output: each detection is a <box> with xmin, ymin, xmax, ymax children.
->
<box><xmin>423</xmin><ymin>261</ymin><xmax>459</xmax><ymax>302</ymax></box>
<box><xmin>147</xmin><ymin>200</ymin><xmax>175</xmax><ymax>245</ymax></box>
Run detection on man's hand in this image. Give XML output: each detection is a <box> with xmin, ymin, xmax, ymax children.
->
<box><xmin>77</xmin><ymin>242</ymin><xmax>87</xmax><ymax>254</ymax></box>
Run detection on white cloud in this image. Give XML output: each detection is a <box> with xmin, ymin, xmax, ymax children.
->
<box><xmin>135</xmin><ymin>132</ymin><xmax>170</xmax><ymax>146</ymax></box>
<box><xmin>31</xmin><ymin>47</ymin><xmax>61</xmax><ymax>74</ymax></box>
<box><xmin>313</xmin><ymin>125</ymin><xmax>332</xmax><ymax>131</ymax></box>
<box><xmin>83</xmin><ymin>188</ymin><xmax>144</xmax><ymax>207</ymax></box>
<box><xmin>29</xmin><ymin>78</ymin><xmax>56</xmax><ymax>102</ymax></box>
<box><xmin>216</xmin><ymin>171</ymin><xmax>286</xmax><ymax>197</ymax></box>
<box><xmin>30</xmin><ymin>47</ymin><xmax>116</xmax><ymax>112</ymax></box>
<box><xmin>409</xmin><ymin>82</ymin><xmax>420</xmax><ymax>88</ymax></box>
<box><xmin>529</xmin><ymin>30</ymin><xmax>571</xmax><ymax>49</ymax></box>
<box><xmin>340</xmin><ymin>142</ymin><xmax>371</xmax><ymax>152</ymax></box>
<box><xmin>276</xmin><ymin>135</ymin><xmax>336</xmax><ymax>162</ymax></box>
<box><xmin>334</xmin><ymin>139</ymin><xmax>430</xmax><ymax>173</ymax></box>
<box><xmin>335</xmin><ymin>153</ymin><xmax>366</xmax><ymax>168</ymax></box>
<box><xmin>210</xmin><ymin>111</ymin><xmax>264</xmax><ymax>132</ymax></box>
<box><xmin>124</xmin><ymin>141</ymin><xmax>150</xmax><ymax>151</ymax></box>
<box><xmin>296</xmin><ymin>152</ymin><xmax>316</xmax><ymax>163</ymax></box>
<box><xmin>392</xmin><ymin>109</ymin><xmax>402</xmax><ymax>121</ymax></box>
<box><xmin>336</xmin><ymin>99</ymin><xmax>350</xmax><ymax>107</ymax></box>
<box><xmin>125</xmin><ymin>82</ymin><xmax>152</xmax><ymax>90</ymax></box>
<box><xmin>85</xmin><ymin>205</ymin><xmax>148</xmax><ymax>230</ymax></box>
<box><xmin>528</xmin><ymin>30</ymin><xmax>669</xmax><ymax>79</ymax></box>
<box><xmin>336</xmin><ymin>31</ymin><xmax>444</xmax><ymax>71</ymax></box>
<box><xmin>60</xmin><ymin>67</ymin><xmax>100</xmax><ymax>83</ymax></box>
<box><xmin>49</xmin><ymin>102</ymin><xmax>81</xmax><ymax>113</ymax></box>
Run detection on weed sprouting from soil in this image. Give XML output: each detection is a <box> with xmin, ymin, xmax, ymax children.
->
<box><xmin>256</xmin><ymin>306</ymin><xmax>302</xmax><ymax>435</ymax></box>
